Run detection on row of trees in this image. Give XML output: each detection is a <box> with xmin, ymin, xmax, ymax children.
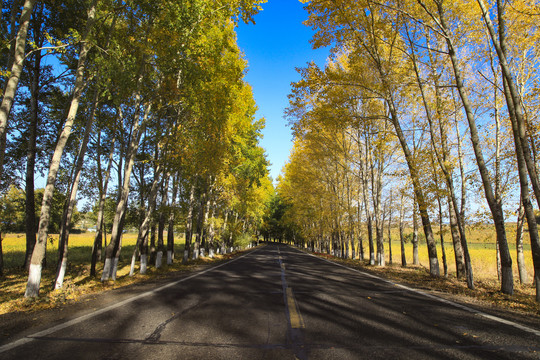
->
<box><xmin>0</xmin><ymin>0</ymin><xmax>272</xmax><ymax>297</ymax></box>
<box><xmin>280</xmin><ymin>0</ymin><xmax>540</xmax><ymax>301</ymax></box>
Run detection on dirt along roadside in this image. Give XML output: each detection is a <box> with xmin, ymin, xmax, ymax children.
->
<box><xmin>302</xmin><ymin>248</ymin><xmax>540</xmax><ymax>332</ymax></box>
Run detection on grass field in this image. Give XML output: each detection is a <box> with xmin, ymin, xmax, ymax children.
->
<box><xmin>0</xmin><ymin>232</ymin><xmax>190</xmax><ymax>315</ymax></box>
<box><xmin>378</xmin><ymin>223</ymin><xmax>536</xmax><ymax>283</ymax></box>
<box><xmin>384</xmin><ymin>240</ymin><xmax>534</xmax><ymax>283</ymax></box>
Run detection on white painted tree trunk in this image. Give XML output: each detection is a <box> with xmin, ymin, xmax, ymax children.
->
<box><xmin>101</xmin><ymin>258</ymin><xmax>112</xmax><ymax>281</ymax></box>
<box><xmin>129</xmin><ymin>253</ymin><xmax>137</xmax><ymax>276</ymax></box>
<box><xmin>140</xmin><ymin>254</ymin><xmax>147</xmax><ymax>275</ymax></box>
<box><xmin>54</xmin><ymin>258</ymin><xmax>68</xmax><ymax>290</ymax></box>
<box><xmin>155</xmin><ymin>251</ymin><xmax>163</xmax><ymax>269</ymax></box>
<box><xmin>26</xmin><ymin>264</ymin><xmax>42</xmax><ymax>297</ymax></box>
<box><xmin>55</xmin><ymin>88</ymin><xmax>100</xmax><ymax>289</ymax></box>
<box><xmin>111</xmin><ymin>258</ymin><xmax>119</xmax><ymax>281</ymax></box>
<box><xmin>102</xmin><ymin>101</ymin><xmax>150</xmax><ymax>281</ymax></box>
<box><xmin>24</xmin><ymin>1</ymin><xmax>97</xmax><ymax>297</ymax></box>
<box><xmin>192</xmin><ymin>249</ymin><xmax>198</xmax><ymax>260</ymax></box>
<box><xmin>209</xmin><ymin>248</ymin><xmax>214</xmax><ymax>258</ymax></box>
<box><xmin>167</xmin><ymin>250</ymin><xmax>173</xmax><ymax>265</ymax></box>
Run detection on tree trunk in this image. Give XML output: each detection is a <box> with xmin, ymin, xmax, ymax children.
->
<box><xmin>496</xmin><ymin>241</ymin><xmax>502</xmax><ymax>282</ymax></box>
<box><xmin>515</xmin><ymin>201</ymin><xmax>528</xmax><ymax>284</ymax></box>
<box><xmin>480</xmin><ymin>0</ymin><xmax>540</xmax><ymax>300</ymax></box>
<box><xmin>130</xmin><ymin>163</ymin><xmax>162</xmax><ymax>276</ymax></box>
<box><xmin>367</xmin><ymin>213</ymin><xmax>375</xmax><ymax>265</ymax></box>
<box><xmin>361</xmin><ymin>162</ymin><xmax>375</xmax><ymax>265</ymax></box>
<box><xmin>387</xmin><ymin>192</ymin><xmax>393</xmax><ymax>265</ymax></box>
<box><xmin>374</xmin><ymin>177</ymin><xmax>385</xmax><ymax>267</ymax></box>
<box><xmin>501</xmin><ymin>71</ymin><xmax>539</xmax><ymax>298</ymax></box>
<box><xmin>140</xmin><ymin>230</ymin><xmax>149</xmax><ymax>275</ymax></box>
<box><xmin>376</xmin><ymin>210</ymin><xmax>385</xmax><ymax>266</ymax></box>
<box><xmin>453</xmin><ymin>102</ymin><xmax>469</xmax><ymax>280</ymax></box>
<box><xmin>478</xmin><ymin>0</ymin><xmax>540</xmax><ymax>212</ymax></box>
<box><xmin>23</xmin><ymin>4</ymin><xmax>43</xmax><ymax>270</ymax></box>
<box><xmin>436</xmin><ymin>2</ymin><xmax>512</xmax><ymax>294</ymax></box>
<box><xmin>412</xmin><ymin>207</ymin><xmax>419</xmax><ymax>266</ymax></box>
<box><xmin>91</xmin><ymin>132</ymin><xmax>116</xmax><ymax>277</ymax></box>
<box><xmin>207</xmin><ymin>199</ymin><xmax>217</xmax><ymax>258</ymax></box>
<box><xmin>0</xmin><ymin>0</ymin><xmax>37</xmax><ymax>181</ymax></box>
<box><xmin>200</xmin><ymin>186</ymin><xmax>212</xmax><ymax>255</ymax></box>
<box><xmin>399</xmin><ymin>192</ymin><xmax>407</xmax><ymax>267</ymax></box>
<box><xmin>192</xmin><ymin>189</ymin><xmax>207</xmax><ymax>260</ymax></box>
<box><xmin>25</xmin><ymin>0</ymin><xmax>97</xmax><ymax>297</ymax></box>
<box><xmin>386</xmin><ymin>96</ymin><xmax>439</xmax><ymax>275</ymax></box>
<box><xmin>183</xmin><ymin>184</ymin><xmax>195</xmax><ymax>263</ymax></box>
<box><xmin>437</xmin><ymin>196</ymin><xmax>448</xmax><ymax>277</ymax></box>
<box><xmin>156</xmin><ymin>175</ymin><xmax>168</xmax><ymax>269</ymax></box>
<box><xmin>149</xmin><ymin>224</ymin><xmax>156</xmax><ymax>265</ymax></box>
<box><xmin>407</xmin><ymin>25</ymin><xmax>472</xmax><ymax>286</ymax></box>
<box><xmin>167</xmin><ymin>174</ymin><xmax>179</xmax><ymax>264</ymax></box>
<box><xmin>54</xmin><ymin>91</ymin><xmax>99</xmax><ymax>289</ymax></box>
<box><xmin>220</xmin><ymin>210</ymin><xmax>229</xmax><ymax>255</ymax></box>
<box><xmin>102</xmin><ymin>100</ymin><xmax>151</xmax><ymax>281</ymax></box>
<box><xmin>448</xmin><ymin>199</ymin><xmax>465</xmax><ymax>279</ymax></box>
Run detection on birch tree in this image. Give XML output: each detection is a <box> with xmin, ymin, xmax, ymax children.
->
<box><xmin>25</xmin><ymin>0</ymin><xmax>98</xmax><ymax>297</ymax></box>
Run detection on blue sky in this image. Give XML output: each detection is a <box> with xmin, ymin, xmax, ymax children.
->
<box><xmin>235</xmin><ymin>0</ymin><xmax>329</xmax><ymax>183</ymax></box>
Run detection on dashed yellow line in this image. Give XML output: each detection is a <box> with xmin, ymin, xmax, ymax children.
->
<box><xmin>286</xmin><ymin>287</ymin><xmax>305</xmax><ymax>329</ymax></box>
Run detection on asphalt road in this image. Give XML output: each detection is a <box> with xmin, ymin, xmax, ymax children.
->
<box><xmin>1</xmin><ymin>243</ymin><xmax>539</xmax><ymax>359</ymax></box>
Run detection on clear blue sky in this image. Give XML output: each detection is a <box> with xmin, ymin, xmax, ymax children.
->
<box><xmin>236</xmin><ymin>0</ymin><xmax>328</xmax><ymax>183</ymax></box>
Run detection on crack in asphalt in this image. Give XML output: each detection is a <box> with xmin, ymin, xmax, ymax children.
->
<box><xmin>143</xmin><ymin>301</ymin><xmax>205</xmax><ymax>344</ymax></box>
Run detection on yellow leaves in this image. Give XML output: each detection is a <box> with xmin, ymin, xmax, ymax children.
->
<box><xmin>0</xmin><ymin>69</ymin><xmax>11</xmax><ymax>79</ymax></box>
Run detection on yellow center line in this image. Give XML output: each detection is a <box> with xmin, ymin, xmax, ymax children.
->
<box><xmin>286</xmin><ymin>287</ymin><xmax>305</xmax><ymax>329</ymax></box>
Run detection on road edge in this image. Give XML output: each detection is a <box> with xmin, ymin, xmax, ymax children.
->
<box><xmin>291</xmin><ymin>245</ymin><xmax>540</xmax><ymax>338</ymax></box>
<box><xmin>0</xmin><ymin>245</ymin><xmax>265</xmax><ymax>354</ymax></box>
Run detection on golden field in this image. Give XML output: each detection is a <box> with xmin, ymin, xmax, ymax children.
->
<box><xmin>384</xmin><ymin>241</ymin><xmax>534</xmax><ymax>283</ymax></box>
<box><xmin>370</xmin><ymin>223</ymin><xmax>535</xmax><ymax>283</ymax></box>
<box><xmin>0</xmin><ymin>232</ymin><xmax>191</xmax><ymax>315</ymax></box>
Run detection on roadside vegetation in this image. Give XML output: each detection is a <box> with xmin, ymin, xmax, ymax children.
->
<box><xmin>0</xmin><ymin>0</ymin><xmax>272</xmax><ymax>301</ymax></box>
<box><xmin>278</xmin><ymin>0</ymin><xmax>540</xmax><ymax>305</ymax></box>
